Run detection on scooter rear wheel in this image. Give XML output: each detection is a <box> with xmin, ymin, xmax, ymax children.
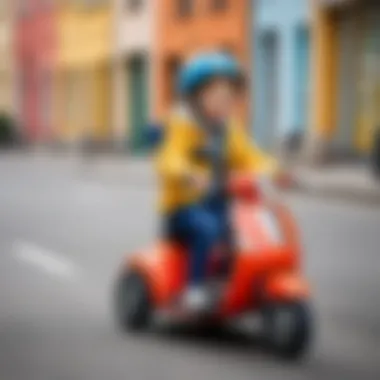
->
<box><xmin>263</xmin><ymin>301</ymin><xmax>312</xmax><ymax>360</ymax></box>
<box><xmin>115</xmin><ymin>271</ymin><xmax>152</xmax><ymax>331</ymax></box>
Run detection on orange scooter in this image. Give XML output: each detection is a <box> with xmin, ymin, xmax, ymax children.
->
<box><xmin>114</xmin><ymin>174</ymin><xmax>312</xmax><ymax>359</ymax></box>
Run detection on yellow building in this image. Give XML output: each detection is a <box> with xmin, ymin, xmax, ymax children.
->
<box><xmin>310</xmin><ymin>0</ymin><xmax>380</xmax><ymax>158</ymax></box>
<box><xmin>0</xmin><ymin>0</ymin><xmax>15</xmax><ymax>120</ymax></box>
<box><xmin>55</xmin><ymin>0</ymin><xmax>112</xmax><ymax>144</ymax></box>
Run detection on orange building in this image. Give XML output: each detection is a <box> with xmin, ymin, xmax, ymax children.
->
<box><xmin>155</xmin><ymin>0</ymin><xmax>250</xmax><ymax>118</ymax></box>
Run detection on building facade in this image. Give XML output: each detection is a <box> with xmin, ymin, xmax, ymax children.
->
<box><xmin>14</xmin><ymin>0</ymin><xmax>56</xmax><ymax>143</ymax></box>
<box><xmin>253</xmin><ymin>0</ymin><xmax>311</xmax><ymax>152</ymax></box>
<box><xmin>310</xmin><ymin>0</ymin><xmax>380</xmax><ymax>159</ymax></box>
<box><xmin>0</xmin><ymin>0</ymin><xmax>15</xmax><ymax>121</ymax></box>
<box><xmin>155</xmin><ymin>0</ymin><xmax>250</xmax><ymax>119</ymax></box>
<box><xmin>112</xmin><ymin>0</ymin><xmax>156</xmax><ymax>152</ymax></box>
<box><xmin>55</xmin><ymin>0</ymin><xmax>112</xmax><ymax>144</ymax></box>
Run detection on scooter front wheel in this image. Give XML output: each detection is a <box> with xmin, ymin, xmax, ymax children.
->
<box><xmin>263</xmin><ymin>301</ymin><xmax>312</xmax><ymax>360</ymax></box>
<box><xmin>114</xmin><ymin>270</ymin><xmax>152</xmax><ymax>331</ymax></box>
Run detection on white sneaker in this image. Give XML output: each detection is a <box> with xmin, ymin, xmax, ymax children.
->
<box><xmin>182</xmin><ymin>286</ymin><xmax>210</xmax><ymax>313</ymax></box>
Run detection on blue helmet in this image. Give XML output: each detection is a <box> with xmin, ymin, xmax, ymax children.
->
<box><xmin>177</xmin><ymin>52</ymin><xmax>244</xmax><ymax>96</ymax></box>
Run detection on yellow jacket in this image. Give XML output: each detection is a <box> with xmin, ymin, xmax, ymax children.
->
<box><xmin>155</xmin><ymin>111</ymin><xmax>278</xmax><ymax>213</ymax></box>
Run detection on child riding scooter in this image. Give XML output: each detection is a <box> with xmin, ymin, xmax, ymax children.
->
<box><xmin>155</xmin><ymin>52</ymin><xmax>279</xmax><ymax>313</ymax></box>
<box><xmin>115</xmin><ymin>54</ymin><xmax>312</xmax><ymax>358</ymax></box>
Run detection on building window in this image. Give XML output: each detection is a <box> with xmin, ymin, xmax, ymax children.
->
<box><xmin>220</xmin><ymin>46</ymin><xmax>234</xmax><ymax>56</ymax></box>
<box><xmin>127</xmin><ymin>0</ymin><xmax>143</xmax><ymax>11</ymax></box>
<box><xmin>80</xmin><ymin>0</ymin><xmax>110</xmax><ymax>9</ymax></box>
<box><xmin>18</xmin><ymin>0</ymin><xmax>30</xmax><ymax>18</ymax></box>
<box><xmin>211</xmin><ymin>0</ymin><xmax>228</xmax><ymax>11</ymax></box>
<box><xmin>177</xmin><ymin>0</ymin><xmax>193</xmax><ymax>18</ymax></box>
<box><xmin>0</xmin><ymin>1</ymin><xmax>6</xmax><ymax>17</ymax></box>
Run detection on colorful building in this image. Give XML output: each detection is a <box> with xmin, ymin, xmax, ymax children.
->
<box><xmin>310</xmin><ymin>0</ymin><xmax>380</xmax><ymax>158</ymax></box>
<box><xmin>253</xmin><ymin>0</ymin><xmax>311</xmax><ymax>152</ymax></box>
<box><xmin>14</xmin><ymin>0</ymin><xmax>56</xmax><ymax>142</ymax></box>
<box><xmin>0</xmin><ymin>0</ymin><xmax>15</xmax><ymax>121</ymax></box>
<box><xmin>155</xmin><ymin>0</ymin><xmax>250</xmax><ymax>119</ymax></box>
<box><xmin>112</xmin><ymin>0</ymin><xmax>156</xmax><ymax>152</ymax></box>
<box><xmin>55</xmin><ymin>0</ymin><xmax>112</xmax><ymax>144</ymax></box>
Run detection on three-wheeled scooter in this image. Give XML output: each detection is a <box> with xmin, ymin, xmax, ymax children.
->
<box><xmin>114</xmin><ymin>174</ymin><xmax>312</xmax><ymax>359</ymax></box>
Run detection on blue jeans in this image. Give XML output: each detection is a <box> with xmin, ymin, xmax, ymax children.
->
<box><xmin>167</xmin><ymin>199</ymin><xmax>230</xmax><ymax>285</ymax></box>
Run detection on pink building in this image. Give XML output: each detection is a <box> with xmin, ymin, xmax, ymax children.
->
<box><xmin>15</xmin><ymin>0</ymin><xmax>56</xmax><ymax>143</ymax></box>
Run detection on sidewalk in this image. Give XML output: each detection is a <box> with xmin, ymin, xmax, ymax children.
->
<box><xmin>13</xmin><ymin>149</ymin><xmax>380</xmax><ymax>206</ymax></box>
<box><xmin>294</xmin><ymin>163</ymin><xmax>380</xmax><ymax>205</ymax></box>
<box><xmin>99</xmin><ymin>157</ymin><xmax>380</xmax><ymax>205</ymax></box>
<box><xmin>84</xmin><ymin>154</ymin><xmax>380</xmax><ymax>205</ymax></box>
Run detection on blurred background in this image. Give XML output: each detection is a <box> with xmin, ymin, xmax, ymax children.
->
<box><xmin>0</xmin><ymin>0</ymin><xmax>380</xmax><ymax>190</ymax></box>
<box><xmin>0</xmin><ymin>1</ymin><xmax>380</xmax><ymax>379</ymax></box>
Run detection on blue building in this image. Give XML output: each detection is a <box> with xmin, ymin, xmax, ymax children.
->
<box><xmin>252</xmin><ymin>0</ymin><xmax>311</xmax><ymax>151</ymax></box>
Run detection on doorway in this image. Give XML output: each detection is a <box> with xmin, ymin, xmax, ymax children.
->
<box><xmin>165</xmin><ymin>56</ymin><xmax>181</xmax><ymax>110</ymax></box>
<box><xmin>355</xmin><ymin>9</ymin><xmax>380</xmax><ymax>153</ymax></box>
<box><xmin>128</xmin><ymin>55</ymin><xmax>148</xmax><ymax>152</ymax></box>
<box><xmin>334</xmin><ymin>10</ymin><xmax>360</xmax><ymax>154</ymax></box>
<box><xmin>294</xmin><ymin>25</ymin><xmax>310</xmax><ymax>135</ymax></box>
<box><xmin>258</xmin><ymin>30</ymin><xmax>279</xmax><ymax>150</ymax></box>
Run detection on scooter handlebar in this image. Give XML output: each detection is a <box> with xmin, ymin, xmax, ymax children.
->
<box><xmin>228</xmin><ymin>174</ymin><xmax>262</xmax><ymax>201</ymax></box>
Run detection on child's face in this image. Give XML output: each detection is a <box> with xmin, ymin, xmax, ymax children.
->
<box><xmin>197</xmin><ymin>79</ymin><xmax>239</xmax><ymax>123</ymax></box>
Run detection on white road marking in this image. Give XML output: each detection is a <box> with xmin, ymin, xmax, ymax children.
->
<box><xmin>13</xmin><ymin>241</ymin><xmax>80</xmax><ymax>280</ymax></box>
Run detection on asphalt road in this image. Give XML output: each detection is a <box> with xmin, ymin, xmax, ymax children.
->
<box><xmin>0</xmin><ymin>152</ymin><xmax>379</xmax><ymax>380</ymax></box>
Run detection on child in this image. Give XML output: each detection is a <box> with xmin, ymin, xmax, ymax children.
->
<box><xmin>155</xmin><ymin>52</ymin><xmax>278</xmax><ymax>312</ymax></box>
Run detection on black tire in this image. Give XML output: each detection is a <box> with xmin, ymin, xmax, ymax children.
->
<box><xmin>115</xmin><ymin>271</ymin><xmax>152</xmax><ymax>331</ymax></box>
<box><xmin>263</xmin><ymin>301</ymin><xmax>312</xmax><ymax>360</ymax></box>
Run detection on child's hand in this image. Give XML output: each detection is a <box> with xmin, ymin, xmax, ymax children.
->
<box><xmin>274</xmin><ymin>170</ymin><xmax>297</xmax><ymax>190</ymax></box>
<box><xmin>188</xmin><ymin>173</ymin><xmax>210</xmax><ymax>192</ymax></box>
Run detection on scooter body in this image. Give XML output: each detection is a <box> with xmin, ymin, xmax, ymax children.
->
<box><xmin>115</xmin><ymin>176</ymin><xmax>312</xmax><ymax>359</ymax></box>
<box><xmin>126</xmin><ymin>202</ymin><xmax>306</xmax><ymax>312</ymax></box>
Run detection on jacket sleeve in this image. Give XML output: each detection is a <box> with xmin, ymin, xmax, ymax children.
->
<box><xmin>230</xmin><ymin>126</ymin><xmax>279</xmax><ymax>176</ymax></box>
<box><xmin>154</xmin><ymin>118</ymin><xmax>193</xmax><ymax>184</ymax></box>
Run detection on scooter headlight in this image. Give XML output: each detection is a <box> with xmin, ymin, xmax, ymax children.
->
<box><xmin>257</xmin><ymin>208</ymin><xmax>284</xmax><ymax>245</ymax></box>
